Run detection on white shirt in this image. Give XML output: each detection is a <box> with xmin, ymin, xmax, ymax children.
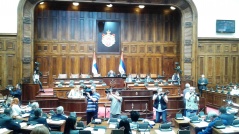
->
<box><xmin>68</xmin><ymin>89</ymin><xmax>82</xmax><ymax>98</ymax></box>
<box><xmin>11</xmin><ymin>104</ymin><xmax>22</xmax><ymax>116</ymax></box>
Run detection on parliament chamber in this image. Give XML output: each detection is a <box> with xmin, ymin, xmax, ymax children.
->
<box><xmin>0</xmin><ymin>0</ymin><xmax>239</xmax><ymax>133</ymax></box>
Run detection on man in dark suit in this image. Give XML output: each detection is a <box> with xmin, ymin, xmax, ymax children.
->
<box><xmin>218</xmin><ymin>106</ymin><xmax>234</xmax><ymax>126</ymax></box>
<box><xmin>51</xmin><ymin>106</ymin><xmax>67</xmax><ymax>120</ymax></box>
<box><xmin>28</xmin><ymin>108</ymin><xmax>49</xmax><ymax>128</ymax></box>
<box><xmin>0</xmin><ymin>108</ymin><xmax>21</xmax><ymax>133</ymax></box>
<box><xmin>198</xmin><ymin>74</ymin><xmax>208</xmax><ymax>96</ymax></box>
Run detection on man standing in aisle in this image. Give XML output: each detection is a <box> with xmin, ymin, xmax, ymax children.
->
<box><xmin>185</xmin><ymin>87</ymin><xmax>199</xmax><ymax>118</ymax></box>
<box><xmin>86</xmin><ymin>86</ymin><xmax>100</xmax><ymax>125</ymax></box>
<box><xmin>106</xmin><ymin>90</ymin><xmax>122</xmax><ymax>118</ymax></box>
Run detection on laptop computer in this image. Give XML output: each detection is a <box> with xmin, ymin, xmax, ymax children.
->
<box><xmin>175</xmin><ymin>113</ymin><xmax>184</xmax><ymax>120</ymax></box>
<box><xmin>159</xmin><ymin>123</ymin><xmax>172</xmax><ymax>131</ymax></box>
<box><xmin>214</xmin><ymin>120</ymin><xmax>226</xmax><ymax>129</ymax></box>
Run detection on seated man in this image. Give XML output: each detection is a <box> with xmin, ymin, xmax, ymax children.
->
<box><xmin>130</xmin><ymin>111</ymin><xmax>140</xmax><ymax>130</ymax></box>
<box><xmin>172</xmin><ymin>72</ymin><xmax>180</xmax><ymax>85</ymax></box>
<box><xmin>28</xmin><ymin>108</ymin><xmax>49</xmax><ymax>128</ymax></box>
<box><xmin>68</xmin><ymin>86</ymin><xmax>82</xmax><ymax>98</ymax></box>
<box><xmin>107</xmin><ymin>70</ymin><xmax>116</xmax><ymax>77</ymax></box>
<box><xmin>51</xmin><ymin>106</ymin><xmax>67</xmax><ymax>120</ymax></box>
<box><xmin>218</xmin><ymin>106</ymin><xmax>234</xmax><ymax>125</ymax></box>
<box><xmin>10</xmin><ymin>83</ymin><xmax>22</xmax><ymax>103</ymax></box>
<box><xmin>198</xmin><ymin>111</ymin><xmax>226</xmax><ymax>134</ymax></box>
<box><xmin>29</xmin><ymin>102</ymin><xmax>40</xmax><ymax>117</ymax></box>
<box><xmin>0</xmin><ymin>108</ymin><xmax>21</xmax><ymax>133</ymax></box>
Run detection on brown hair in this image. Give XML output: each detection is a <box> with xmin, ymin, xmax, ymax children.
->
<box><xmin>11</xmin><ymin>98</ymin><xmax>19</xmax><ymax>106</ymax></box>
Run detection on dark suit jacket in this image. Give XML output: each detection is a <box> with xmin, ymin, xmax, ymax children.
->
<box><xmin>28</xmin><ymin>116</ymin><xmax>49</xmax><ymax>128</ymax></box>
<box><xmin>51</xmin><ymin>114</ymin><xmax>67</xmax><ymax>120</ymax></box>
<box><xmin>219</xmin><ymin>113</ymin><xmax>235</xmax><ymax>125</ymax></box>
<box><xmin>0</xmin><ymin>114</ymin><xmax>21</xmax><ymax>131</ymax></box>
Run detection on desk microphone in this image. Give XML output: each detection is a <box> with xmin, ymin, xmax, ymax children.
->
<box><xmin>177</xmin><ymin>109</ymin><xmax>182</xmax><ymax>114</ymax></box>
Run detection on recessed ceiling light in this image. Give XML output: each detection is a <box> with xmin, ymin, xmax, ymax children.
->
<box><xmin>170</xmin><ymin>6</ymin><xmax>176</xmax><ymax>10</ymax></box>
<box><xmin>39</xmin><ymin>2</ymin><xmax>44</xmax><ymax>5</ymax></box>
<box><xmin>139</xmin><ymin>5</ymin><xmax>145</xmax><ymax>9</ymax></box>
<box><xmin>107</xmin><ymin>4</ymin><xmax>113</xmax><ymax>7</ymax></box>
<box><xmin>73</xmin><ymin>2</ymin><xmax>79</xmax><ymax>6</ymax></box>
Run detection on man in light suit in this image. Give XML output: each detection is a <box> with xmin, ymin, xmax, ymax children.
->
<box><xmin>107</xmin><ymin>70</ymin><xmax>116</xmax><ymax>77</ymax></box>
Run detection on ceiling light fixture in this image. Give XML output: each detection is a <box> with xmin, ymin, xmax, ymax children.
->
<box><xmin>138</xmin><ymin>5</ymin><xmax>145</xmax><ymax>9</ymax></box>
<box><xmin>170</xmin><ymin>6</ymin><xmax>176</xmax><ymax>10</ymax></box>
<box><xmin>107</xmin><ymin>4</ymin><xmax>113</xmax><ymax>7</ymax></box>
<box><xmin>39</xmin><ymin>2</ymin><xmax>44</xmax><ymax>5</ymax></box>
<box><xmin>72</xmin><ymin>2</ymin><xmax>79</xmax><ymax>6</ymax></box>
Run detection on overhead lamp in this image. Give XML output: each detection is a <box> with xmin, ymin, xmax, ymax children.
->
<box><xmin>72</xmin><ymin>2</ymin><xmax>79</xmax><ymax>6</ymax></box>
<box><xmin>107</xmin><ymin>4</ymin><xmax>113</xmax><ymax>7</ymax></box>
<box><xmin>170</xmin><ymin>6</ymin><xmax>176</xmax><ymax>10</ymax></box>
<box><xmin>39</xmin><ymin>2</ymin><xmax>44</xmax><ymax>5</ymax></box>
<box><xmin>138</xmin><ymin>5</ymin><xmax>145</xmax><ymax>9</ymax></box>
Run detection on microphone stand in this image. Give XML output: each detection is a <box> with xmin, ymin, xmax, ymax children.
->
<box><xmin>143</xmin><ymin>103</ymin><xmax>149</xmax><ymax>119</ymax></box>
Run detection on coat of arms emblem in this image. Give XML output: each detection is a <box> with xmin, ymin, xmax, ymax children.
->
<box><xmin>102</xmin><ymin>30</ymin><xmax>115</xmax><ymax>47</ymax></box>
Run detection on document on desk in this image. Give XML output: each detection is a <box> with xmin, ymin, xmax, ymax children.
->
<box><xmin>193</xmin><ymin>122</ymin><xmax>208</xmax><ymax>127</ymax></box>
<box><xmin>47</xmin><ymin>119</ymin><xmax>65</xmax><ymax>124</ymax></box>
<box><xmin>26</xmin><ymin>124</ymin><xmax>43</xmax><ymax>129</ymax></box>
<box><xmin>109</xmin><ymin>123</ymin><xmax>117</xmax><ymax>128</ymax></box>
<box><xmin>21</xmin><ymin>113</ymin><xmax>30</xmax><ymax>118</ymax></box>
<box><xmin>0</xmin><ymin>128</ymin><xmax>10</xmax><ymax>133</ymax></box>
<box><xmin>20</xmin><ymin>122</ymin><xmax>27</xmax><ymax>128</ymax></box>
<box><xmin>155</xmin><ymin>130</ymin><xmax>176</xmax><ymax>134</ymax></box>
<box><xmin>220</xmin><ymin>127</ymin><xmax>235</xmax><ymax>133</ymax></box>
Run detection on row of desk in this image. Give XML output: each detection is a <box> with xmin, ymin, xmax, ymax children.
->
<box><xmin>173</xmin><ymin>116</ymin><xmax>239</xmax><ymax>134</ymax></box>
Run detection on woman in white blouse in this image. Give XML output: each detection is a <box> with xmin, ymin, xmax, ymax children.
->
<box><xmin>68</xmin><ymin>86</ymin><xmax>82</xmax><ymax>98</ymax></box>
<box><xmin>11</xmin><ymin>98</ymin><xmax>22</xmax><ymax>116</ymax></box>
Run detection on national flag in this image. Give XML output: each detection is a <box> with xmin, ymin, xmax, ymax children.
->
<box><xmin>92</xmin><ymin>51</ymin><xmax>98</xmax><ymax>75</ymax></box>
<box><xmin>119</xmin><ymin>51</ymin><xmax>126</xmax><ymax>74</ymax></box>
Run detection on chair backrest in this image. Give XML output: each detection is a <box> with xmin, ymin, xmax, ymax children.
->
<box><xmin>111</xmin><ymin>130</ymin><xmax>124</xmax><ymax>134</ymax></box>
<box><xmin>131</xmin><ymin>74</ymin><xmax>137</xmax><ymax>78</ymax></box>
<box><xmin>138</xmin><ymin>123</ymin><xmax>149</xmax><ymax>129</ymax></box>
<box><xmin>178</xmin><ymin>130</ymin><xmax>190</xmax><ymax>134</ymax></box>
<box><xmin>190</xmin><ymin>116</ymin><xmax>200</xmax><ymax>123</ymax></box>
<box><xmin>159</xmin><ymin>123</ymin><xmax>172</xmax><ymax>131</ymax></box>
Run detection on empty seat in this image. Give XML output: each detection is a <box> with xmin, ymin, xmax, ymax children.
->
<box><xmin>70</xmin><ymin>74</ymin><xmax>79</xmax><ymax>78</ymax></box>
<box><xmin>58</xmin><ymin>74</ymin><xmax>67</xmax><ymax>78</ymax></box>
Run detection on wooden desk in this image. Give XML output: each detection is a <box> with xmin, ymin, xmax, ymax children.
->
<box><xmin>58</xmin><ymin>98</ymin><xmax>87</xmax><ymax>117</ymax></box>
<box><xmin>47</xmin><ymin>119</ymin><xmax>66</xmax><ymax>132</ymax></box>
<box><xmin>189</xmin><ymin>122</ymin><xmax>208</xmax><ymax>134</ymax></box>
<box><xmin>212</xmin><ymin>126</ymin><xmax>239</xmax><ymax>134</ymax></box>
<box><xmin>0</xmin><ymin>129</ymin><xmax>13</xmax><ymax>134</ymax></box>
<box><xmin>173</xmin><ymin>118</ymin><xmax>190</xmax><ymax>129</ymax></box>
<box><xmin>22</xmin><ymin>84</ymin><xmax>40</xmax><ymax>103</ymax></box>
<box><xmin>87</xmin><ymin>120</ymin><xmax>179</xmax><ymax>134</ymax></box>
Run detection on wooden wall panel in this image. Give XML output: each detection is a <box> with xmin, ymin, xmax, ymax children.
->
<box><xmin>198</xmin><ymin>39</ymin><xmax>239</xmax><ymax>87</ymax></box>
<box><xmin>0</xmin><ymin>55</ymin><xmax>2</xmax><ymax>85</ymax></box>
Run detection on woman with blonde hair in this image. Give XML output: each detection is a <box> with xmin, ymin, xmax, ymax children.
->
<box><xmin>11</xmin><ymin>98</ymin><xmax>22</xmax><ymax>116</ymax></box>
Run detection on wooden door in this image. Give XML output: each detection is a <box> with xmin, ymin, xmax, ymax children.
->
<box><xmin>35</xmin><ymin>56</ymin><xmax>50</xmax><ymax>88</ymax></box>
<box><xmin>162</xmin><ymin>57</ymin><xmax>175</xmax><ymax>80</ymax></box>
